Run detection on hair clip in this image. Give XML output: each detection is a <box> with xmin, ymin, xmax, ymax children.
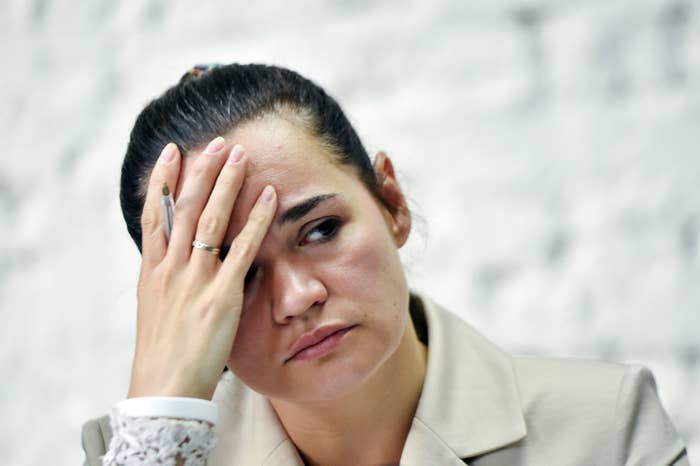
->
<box><xmin>189</xmin><ymin>63</ymin><xmax>222</xmax><ymax>77</ymax></box>
<box><xmin>179</xmin><ymin>63</ymin><xmax>224</xmax><ymax>85</ymax></box>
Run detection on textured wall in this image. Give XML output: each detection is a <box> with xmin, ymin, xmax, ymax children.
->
<box><xmin>1</xmin><ymin>1</ymin><xmax>698</xmax><ymax>464</ymax></box>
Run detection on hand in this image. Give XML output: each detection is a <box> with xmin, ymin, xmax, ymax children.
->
<box><xmin>127</xmin><ymin>137</ymin><xmax>277</xmax><ymax>400</ymax></box>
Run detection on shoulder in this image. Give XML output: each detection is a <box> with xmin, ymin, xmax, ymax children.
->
<box><xmin>501</xmin><ymin>356</ymin><xmax>688</xmax><ymax>465</ymax></box>
<box><xmin>511</xmin><ymin>355</ymin><xmax>627</xmax><ymax>415</ymax></box>
<box><xmin>411</xmin><ymin>292</ymin><xmax>688</xmax><ymax>464</ymax></box>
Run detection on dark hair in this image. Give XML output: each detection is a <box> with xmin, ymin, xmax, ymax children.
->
<box><xmin>120</xmin><ymin>63</ymin><xmax>388</xmax><ymax>253</ymax></box>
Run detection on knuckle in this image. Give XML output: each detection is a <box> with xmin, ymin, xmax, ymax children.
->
<box><xmin>216</xmin><ymin>174</ymin><xmax>236</xmax><ymax>191</ymax></box>
<box><xmin>174</xmin><ymin>197</ymin><xmax>196</xmax><ymax>222</ymax></box>
<box><xmin>252</xmin><ymin>208</ymin><xmax>271</xmax><ymax>227</ymax></box>
<box><xmin>228</xmin><ymin>239</ymin><xmax>254</xmax><ymax>263</ymax></box>
<box><xmin>142</xmin><ymin>265</ymin><xmax>176</xmax><ymax>294</ymax></box>
<box><xmin>140</xmin><ymin>211</ymin><xmax>159</xmax><ymax>232</ymax></box>
<box><xmin>198</xmin><ymin>214</ymin><xmax>221</xmax><ymax>236</ymax></box>
<box><xmin>196</xmin><ymin>295</ymin><xmax>219</xmax><ymax>320</ymax></box>
<box><xmin>159</xmin><ymin>263</ymin><xmax>178</xmax><ymax>285</ymax></box>
<box><xmin>191</xmin><ymin>159</ymin><xmax>210</xmax><ymax>177</ymax></box>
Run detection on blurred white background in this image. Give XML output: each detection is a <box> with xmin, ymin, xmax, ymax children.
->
<box><xmin>1</xmin><ymin>0</ymin><xmax>698</xmax><ymax>464</ymax></box>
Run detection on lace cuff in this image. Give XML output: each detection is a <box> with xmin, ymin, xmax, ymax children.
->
<box><xmin>101</xmin><ymin>413</ymin><xmax>217</xmax><ymax>466</ymax></box>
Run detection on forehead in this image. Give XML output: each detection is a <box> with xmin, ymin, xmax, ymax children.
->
<box><xmin>230</xmin><ymin>115</ymin><xmax>340</xmax><ymax>191</ymax></box>
<box><xmin>178</xmin><ymin>116</ymin><xmax>362</xmax><ymax>239</ymax></box>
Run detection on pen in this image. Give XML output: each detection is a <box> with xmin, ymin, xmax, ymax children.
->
<box><xmin>161</xmin><ymin>182</ymin><xmax>174</xmax><ymax>243</ymax></box>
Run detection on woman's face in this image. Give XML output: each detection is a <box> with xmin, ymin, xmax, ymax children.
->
<box><xmin>177</xmin><ymin>115</ymin><xmax>411</xmax><ymax>402</ymax></box>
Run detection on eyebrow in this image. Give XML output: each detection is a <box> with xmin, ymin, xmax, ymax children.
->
<box><xmin>277</xmin><ymin>193</ymin><xmax>338</xmax><ymax>226</ymax></box>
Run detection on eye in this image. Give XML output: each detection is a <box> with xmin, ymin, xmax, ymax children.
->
<box><xmin>299</xmin><ymin>218</ymin><xmax>341</xmax><ymax>246</ymax></box>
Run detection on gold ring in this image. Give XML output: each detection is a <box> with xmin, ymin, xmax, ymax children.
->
<box><xmin>192</xmin><ymin>240</ymin><xmax>221</xmax><ymax>255</ymax></box>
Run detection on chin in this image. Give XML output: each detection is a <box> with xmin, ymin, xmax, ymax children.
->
<box><xmin>286</xmin><ymin>336</ymin><xmax>400</xmax><ymax>403</ymax></box>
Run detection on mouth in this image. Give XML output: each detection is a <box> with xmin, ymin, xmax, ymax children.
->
<box><xmin>285</xmin><ymin>324</ymin><xmax>357</xmax><ymax>363</ymax></box>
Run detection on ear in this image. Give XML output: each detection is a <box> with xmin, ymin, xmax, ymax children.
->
<box><xmin>372</xmin><ymin>151</ymin><xmax>411</xmax><ymax>247</ymax></box>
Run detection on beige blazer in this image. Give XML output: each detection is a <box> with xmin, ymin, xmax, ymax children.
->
<box><xmin>82</xmin><ymin>293</ymin><xmax>689</xmax><ymax>465</ymax></box>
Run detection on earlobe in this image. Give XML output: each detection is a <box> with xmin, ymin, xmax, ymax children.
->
<box><xmin>373</xmin><ymin>151</ymin><xmax>412</xmax><ymax>247</ymax></box>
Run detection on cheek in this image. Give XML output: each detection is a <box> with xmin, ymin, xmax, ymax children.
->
<box><xmin>227</xmin><ymin>307</ymin><xmax>274</xmax><ymax>378</ymax></box>
<box><xmin>331</xmin><ymin>217</ymin><xmax>408</xmax><ymax>333</ymax></box>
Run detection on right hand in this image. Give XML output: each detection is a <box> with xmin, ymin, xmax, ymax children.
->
<box><xmin>127</xmin><ymin>137</ymin><xmax>277</xmax><ymax>400</ymax></box>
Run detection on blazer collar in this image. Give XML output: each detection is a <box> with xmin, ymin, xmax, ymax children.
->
<box><xmin>209</xmin><ymin>291</ymin><xmax>526</xmax><ymax>465</ymax></box>
<box><xmin>405</xmin><ymin>293</ymin><xmax>526</xmax><ymax>460</ymax></box>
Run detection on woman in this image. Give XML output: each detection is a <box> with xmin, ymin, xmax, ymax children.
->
<box><xmin>82</xmin><ymin>63</ymin><xmax>689</xmax><ymax>465</ymax></box>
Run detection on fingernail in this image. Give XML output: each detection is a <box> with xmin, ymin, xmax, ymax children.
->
<box><xmin>159</xmin><ymin>143</ymin><xmax>176</xmax><ymax>164</ymax></box>
<box><xmin>262</xmin><ymin>185</ymin><xmax>275</xmax><ymax>202</ymax></box>
<box><xmin>205</xmin><ymin>136</ymin><xmax>225</xmax><ymax>155</ymax></box>
<box><xmin>227</xmin><ymin>144</ymin><xmax>245</xmax><ymax>164</ymax></box>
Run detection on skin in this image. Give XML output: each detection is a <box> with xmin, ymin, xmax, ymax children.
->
<box><xmin>131</xmin><ymin>114</ymin><xmax>428</xmax><ymax>465</ymax></box>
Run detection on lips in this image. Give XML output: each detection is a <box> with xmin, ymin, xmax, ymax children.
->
<box><xmin>285</xmin><ymin>324</ymin><xmax>356</xmax><ymax>362</ymax></box>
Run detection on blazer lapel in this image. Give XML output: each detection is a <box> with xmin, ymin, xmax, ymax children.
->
<box><xmin>400</xmin><ymin>294</ymin><xmax>527</xmax><ymax>463</ymax></box>
<box><xmin>401</xmin><ymin>416</ymin><xmax>473</xmax><ymax>465</ymax></box>
<box><xmin>208</xmin><ymin>373</ymin><xmax>304</xmax><ymax>466</ymax></box>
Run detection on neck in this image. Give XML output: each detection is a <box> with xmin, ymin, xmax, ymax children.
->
<box><xmin>269</xmin><ymin>318</ymin><xmax>428</xmax><ymax>466</ymax></box>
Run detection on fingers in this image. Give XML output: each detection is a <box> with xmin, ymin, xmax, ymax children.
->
<box><xmin>141</xmin><ymin>143</ymin><xmax>182</xmax><ymax>268</ymax></box>
<box><xmin>218</xmin><ymin>185</ymin><xmax>277</xmax><ymax>288</ymax></box>
<box><xmin>168</xmin><ymin>137</ymin><xmax>229</xmax><ymax>263</ymax></box>
<box><xmin>190</xmin><ymin>144</ymin><xmax>248</xmax><ymax>270</ymax></box>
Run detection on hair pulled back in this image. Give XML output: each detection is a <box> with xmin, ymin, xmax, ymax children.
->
<box><xmin>120</xmin><ymin>63</ymin><xmax>381</xmax><ymax>253</ymax></box>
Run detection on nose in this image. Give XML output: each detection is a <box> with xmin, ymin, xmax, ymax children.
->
<box><xmin>271</xmin><ymin>260</ymin><xmax>328</xmax><ymax>324</ymax></box>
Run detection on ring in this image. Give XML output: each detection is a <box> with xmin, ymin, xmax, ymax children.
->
<box><xmin>192</xmin><ymin>240</ymin><xmax>221</xmax><ymax>255</ymax></box>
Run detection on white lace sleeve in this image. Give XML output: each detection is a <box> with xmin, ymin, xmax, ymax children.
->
<box><xmin>100</xmin><ymin>397</ymin><xmax>218</xmax><ymax>466</ymax></box>
<box><xmin>101</xmin><ymin>414</ymin><xmax>217</xmax><ymax>466</ymax></box>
